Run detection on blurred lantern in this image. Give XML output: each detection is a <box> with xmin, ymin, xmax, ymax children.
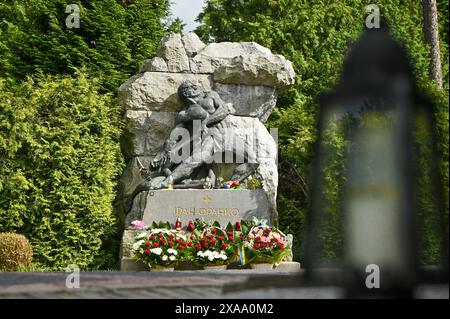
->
<box><xmin>305</xmin><ymin>24</ymin><xmax>447</xmax><ymax>297</ymax></box>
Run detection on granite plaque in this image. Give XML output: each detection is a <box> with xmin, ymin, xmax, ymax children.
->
<box><xmin>129</xmin><ymin>189</ymin><xmax>270</xmax><ymax>227</ymax></box>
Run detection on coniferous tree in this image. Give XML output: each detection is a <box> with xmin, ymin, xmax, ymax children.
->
<box><xmin>0</xmin><ymin>0</ymin><xmax>174</xmax><ymax>91</ymax></box>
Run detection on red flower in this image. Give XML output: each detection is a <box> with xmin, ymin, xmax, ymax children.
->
<box><xmin>239</xmin><ymin>233</ymin><xmax>244</xmax><ymax>239</ymax></box>
<box><xmin>209</xmin><ymin>235</ymin><xmax>214</xmax><ymax>240</ymax></box>
<box><xmin>168</xmin><ymin>234</ymin><xmax>174</xmax><ymax>239</ymax></box>
<box><xmin>203</xmin><ymin>242</ymin><xmax>209</xmax><ymax>248</ymax></box>
<box><xmin>200</xmin><ymin>237</ymin><xmax>206</xmax><ymax>242</ymax></box>
<box><xmin>229</xmin><ymin>237</ymin><xmax>235</xmax><ymax>242</ymax></box>
<box><xmin>168</xmin><ymin>241</ymin><xmax>174</xmax><ymax>246</ymax></box>
<box><xmin>144</xmin><ymin>249</ymin><xmax>150</xmax><ymax>254</ymax></box>
<box><xmin>158</xmin><ymin>233</ymin><xmax>163</xmax><ymax>238</ymax></box>
<box><xmin>179</xmin><ymin>246</ymin><xmax>185</xmax><ymax>250</ymax></box>
<box><xmin>195</xmin><ymin>244</ymin><xmax>202</xmax><ymax>250</ymax></box>
<box><xmin>221</xmin><ymin>243</ymin><xmax>228</xmax><ymax>249</ymax></box>
<box><xmin>253</xmin><ymin>243</ymin><xmax>260</xmax><ymax>249</ymax></box>
<box><xmin>235</xmin><ymin>222</ymin><xmax>241</xmax><ymax>231</ymax></box>
<box><xmin>217</xmin><ymin>236</ymin><xmax>225</xmax><ymax>241</ymax></box>
<box><xmin>153</xmin><ymin>242</ymin><xmax>159</xmax><ymax>247</ymax></box>
<box><xmin>187</xmin><ymin>220</ymin><xmax>195</xmax><ymax>232</ymax></box>
<box><xmin>278</xmin><ymin>244</ymin><xmax>285</xmax><ymax>249</ymax></box>
<box><xmin>272</xmin><ymin>238</ymin><xmax>279</xmax><ymax>243</ymax></box>
<box><xmin>227</xmin><ymin>231</ymin><xmax>233</xmax><ymax>236</ymax></box>
<box><xmin>160</xmin><ymin>239</ymin><xmax>166</xmax><ymax>244</ymax></box>
<box><xmin>187</xmin><ymin>242</ymin><xmax>193</xmax><ymax>247</ymax></box>
<box><xmin>210</xmin><ymin>240</ymin><xmax>216</xmax><ymax>245</ymax></box>
<box><xmin>149</xmin><ymin>235</ymin><xmax>155</xmax><ymax>240</ymax></box>
<box><xmin>211</xmin><ymin>229</ymin><xmax>216</xmax><ymax>234</ymax></box>
<box><xmin>255</xmin><ymin>237</ymin><xmax>261</xmax><ymax>242</ymax></box>
<box><xmin>146</xmin><ymin>242</ymin><xmax>151</xmax><ymax>247</ymax></box>
<box><xmin>190</xmin><ymin>236</ymin><xmax>195</xmax><ymax>240</ymax></box>
<box><xmin>261</xmin><ymin>243</ymin><xmax>267</xmax><ymax>248</ymax></box>
<box><xmin>175</xmin><ymin>238</ymin><xmax>181</xmax><ymax>243</ymax></box>
<box><xmin>181</xmin><ymin>241</ymin><xmax>186</xmax><ymax>246</ymax></box>
<box><xmin>269</xmin><ymin>242</ymin><xmax>274</xmax><ymax>247</ymax></box>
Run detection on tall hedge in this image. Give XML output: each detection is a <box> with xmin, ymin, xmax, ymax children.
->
<box><xmin>196</xmin><ymin>0</ymin><xmax>449</xmax><ymax>263</ymax></box>
<box><xmin>0</xmin><ymin>0</ymin><xmax>176</xmax><ymax>92</ymax></box>
<box><xmin>0</xmin><ymin>72</ymin><xmax>123</xmax><ymax>270</ymax></box>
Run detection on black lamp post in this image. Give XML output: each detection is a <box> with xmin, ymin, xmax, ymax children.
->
<box><xmin>305</xmin><ymin>24</ymin><xmax>447</xmax><ymax>297</ymax></box>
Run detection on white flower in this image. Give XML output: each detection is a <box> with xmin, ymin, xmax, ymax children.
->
<box><xmin>208</xmin><ymin>255</ymin><xmax>215</xmax><ymax>261</ymax></box>
<box><xmin>137</xmin><ymin>232</ymin><xmax>148</xmax><ymax>239</ymax></box>
<box><xmin>150</xmin><ymin>248</ymin><xmax>162</xmax><ymax>255</ymax></box>
<box><xmin>176</xmin><ymin>234</ymin><xmax>187</xmax><ymax>241</ymax></box>
<box><xmin>220</xmin><ymin>255</ymin><xmax>227</xmax><ymax>260</ymax></box>
<box><xmin>169</xmin><ymin>255</ymin><xmax>176</xmax><ymax>261</ymax></box>
<box><xmin>132</xmin><ymin>240</ymin><xmax>145</xmax><ymax>251</ymax></box>
<box><xmin>162</xmin><ymin>255</ymin><xmax>168</xmax><ymax>261</ymax></box>
<box><xmin>167</xmin><ymin>248</ymin><xmax>178</xmax><ymax>256</ymax></box>
<box><xmin>204</xmin><ymin>250</ymin><xmax>213</xmax><ymax>256</ymax></box>
<box><xmin>151</xmin><ymin>228</ymin><xmax>171</xmax><ymax>235</ymax></box>
<box><xmin>197</xmin><ymin>251</ymin><xmax>204</xmax><ymax>257</ymax></box>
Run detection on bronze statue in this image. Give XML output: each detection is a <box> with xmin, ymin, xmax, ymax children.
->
<box><xmin>124</xmin><ymin>80</ymin><xmax>259</xmax><ymax>214</ymax></box>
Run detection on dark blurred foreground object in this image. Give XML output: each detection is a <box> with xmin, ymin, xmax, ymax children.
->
<box><xmin>306</xmin><ymin>24</ymin><xmax>448</xmax><ymax>298</ymax></box>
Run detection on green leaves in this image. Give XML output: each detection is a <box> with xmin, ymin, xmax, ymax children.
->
<box><xmin>0</xmin><ymin>71</ymin><xmax>123</xmax><ymax>270</ymax></box>
<box><xmin>0</xmin><ymin>0</ymin><xmax>171</xmax><ymax>92</ymax></box>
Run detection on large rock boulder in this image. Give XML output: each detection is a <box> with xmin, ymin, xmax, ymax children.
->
<box><xmin>214</xmin><ymin>84</ymin><xmax>277</xmax><ymax>122</ymax></box>
<box><xmin>190</xmin><ymin>42</ymin><xmax>295</xmax><ymax>89</ymax></box>
<box><xmin>119</xmin><ymin>73</ymin><xmax>213</xmax><ymax>112</ymax></box>
<box><xmin>181</xmin><ymin>33</ymin><xmax>206</xmax><ymax>57</ymax></box>
<box><xmin>190</xmin><ymin>42</ymin><xmax>272</xmax><ymax>74</ymax></box>
<box><xmin>157</xmin><ymin>33</ymin><xmax>190</xmax><ymax>73</ymax></box>
<box><xmin>122</xmin><ymin>110</ymin><xmax>177</xmax><ymax>160</ymax></box>
<box><xmin>214</xmin><ymin>54</ymin><xmax>295</xmax><ymax>89</ymax></box>
<box><xmin>138</xmin><ymin>57</ymin><xmax>168</xmax><ymax>73</ymax></box>
<box><xmin>216</xmin><ymin>115</ymin><xmax>278</xmax><ymax>211</ymax></box>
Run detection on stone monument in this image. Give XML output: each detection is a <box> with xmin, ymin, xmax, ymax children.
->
<box><xmin>117</xmin><ymin>33</ymin><xmax>296</xmax><ymax>270</ymax></box>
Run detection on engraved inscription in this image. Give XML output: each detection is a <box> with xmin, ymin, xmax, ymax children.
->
<box><xmin>172</xmin><ymin>207</ymin><xmax>240</xmax><ymax>217</ymax></box>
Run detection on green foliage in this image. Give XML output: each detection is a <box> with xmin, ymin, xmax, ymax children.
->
<box><xmin>0</xmin><ymin>0</ymin><xmax>181</xmax><ymax>270</ymax></box>
<box><xmin>0</xmin><ymin>232</ymin><xmax>33</xmax><ymax>271</ymax></box>
<box><xmin>0</xmin><ymin>0</ymin><xmax>172</xmax><ymax>91</ymax></box>
<box><xmin>0</xmin><ymin>71</ymin><xmax>124</xmax><ymax>270</ymax></box>
<box><xmin>246</xmin><ymin>174</ymin><xmax>262</xmax><ymax>190</ymax></box>
<box><xmin>197</xmin><ymin>0</ymin><xmax>449</xmax><ymax>263</ymax></box>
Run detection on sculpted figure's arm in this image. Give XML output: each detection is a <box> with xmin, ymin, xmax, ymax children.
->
<box><xmin>206</xmin><ymin>92</ymin><xmax>232</xmax><ymax>127</ymax></box>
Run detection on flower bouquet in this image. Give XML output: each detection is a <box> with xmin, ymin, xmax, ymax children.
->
<box><xmin>133</xmin><ymin>228</ymin><xmax>191</xmax><ymax>271</ymax></box>
<box><xmin>221</xmin><ymin>180</ymin><xmax>241</xmax><ymax>189</ymax></box>
<box><xmin>243</xmin><ymin>225</ymin><xmax>290</xmax><ymax>269</ymax></box>
<box><xmin>190</xmin><ymin>226</ymin><xmax>238</xmax><ymax>270</ymax></box>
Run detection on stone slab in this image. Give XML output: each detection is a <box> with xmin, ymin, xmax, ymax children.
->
<box><xmin>132</xmin><ymin>189</ymin><xmax>270</xmax><ymax>227</ymax></box>
<box><xmin>121</xmin><ymin>258</ymin><xmax>148</xmax><ymax>272</ymax></box>
<box><xmin>275</xmin><ymin>262</ymin><xmax>301</xmax><ymax>272</ymax></box>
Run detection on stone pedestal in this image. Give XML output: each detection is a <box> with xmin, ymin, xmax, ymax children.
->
<box><xmin>120</xmin><ymin>189</ymin><xmax>287</xmax><ymax>270</ymax></box>
<box><xmin>125</xmin><ymin>189</ymin><xmax>271</xmax><ymax>227</ymax></box>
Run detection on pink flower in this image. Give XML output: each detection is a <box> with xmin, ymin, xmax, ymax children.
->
<box><xmin>130</xmin><ymin>220</ymin><xmax>145</xmax><ymax>229</ymax></box>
